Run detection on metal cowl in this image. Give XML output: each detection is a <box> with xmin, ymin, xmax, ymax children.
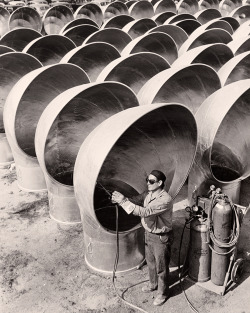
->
<box><xmin>23</xmin><ymin>35</ymin><xmax>76</xmax><ymax>66</ymax></box>
<box><xmin>128</xmin><ymin>1</ymin><xmax>154</xmax><ymax>19</ymax></box>
<box><xmin>74</xmin><ymin>3</ymin><xmax>103</xmax><ymax>27</ymax></box>
<box><xmin>194</xmin><ymin>9</ymin><xmax>221</xmax><ymax>24</ymax></box>
<box><xmin>74</xmin><ymin>103</ymin><xmax>197</xmax><ymax>274</ymax></box>
<box><xmin>147</xmin><ymin>24</ymin><xmax>188</xmax><ymax>50</ymax></box>
<box><xmin>121</xmin><ymin>32</ymin><xmax>178</xmax><ymax>65</ymax></box>
<box><xmin>96</xmin><ymin>52</ymin><xmax>170</xmax><ymax>94</ymax></box>
<box><xmin>83</xmin><ymin>28</ymin><xmax>132</xmax><ymax>53</ymax></box>
<box><xmin>178</xmin><ymin>28</ymin><xmax>232</xmax><ymax>56</ymax></box>
<box><xmin>137</xmin><ymin>63</ymin><xmax>221</xmax><ymax>115</ymax></box>
<box><xmin>172</xmin><ymin>43</ymin><xmax>234</xmax><ymax>72</ymax></box>
<box><xmin>102</xmin><ymin>1</ymin><xmax>129</xmax><ymax>22</ymax></box>
<box><xmin>188</xmin><ymin>79</ymin><xmax>250</xmax><ymax>204</ymax></box>
<box><xmin>0</xmin><ymin>52</ymin><xmax>42</xmax><ymax>168</ymax></box>
<box><xmin>122</xmin><ymin>18</ymin><xmax>157</xmax><ymax>39</ymax></box>
<box><xmin>8</xmin><ymin>7</ymin><xmax>42</xmax><ymax>33</ymax></box>
<box><xmin>42</xmin><ymin>5</ymin><xmax>74</xmax><ymax>35</ymax></box>
<box><xmin>0</xmin><ymin>28</ymin><xmax>42</xmax><ymax>52</ymax></box>
<box><xmin>218</xmin><ymin>51</ymin><xmax>250</xmax><ymax>86</ymax></box>
<box><xmin>35</xmin><ymin>82</ymin><xmax>139</xmax><ymax>224</ymax></box>
<box><xmin>101</xmin><ymin>14</ymin><xmax>134</xmax><ymax>29</ymax></box>
<box><xmin>60</xmin><ymin>42</ymin><xmax>121</xmax><ymax>82</ymax></box>
<box><xmin>0</xmin><ymin>7</ymin><xmax>10</xmax><ymax>38</ymax></box>
<box><xmin>4</xmin><ymin>63</ymin><xmax>89</xmax><ymax>192</ymax></box>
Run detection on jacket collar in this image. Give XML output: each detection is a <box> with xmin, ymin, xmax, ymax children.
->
<box><xmin>148</xmin><ymin>189</ymin><xmax>165</xmax><ymax>201</ymax></box>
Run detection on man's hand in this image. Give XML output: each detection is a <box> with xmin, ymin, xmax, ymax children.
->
<box><xmin>112</xmin><ymin>191</ymin><xmax>125</xmax><ymax>204</ymax></box>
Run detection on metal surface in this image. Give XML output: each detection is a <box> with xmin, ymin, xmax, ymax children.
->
<box><xmin>9</xmin><ymin>7</ymin><xmax>42</xmax><ymax>32</ymax></box>
<box><xmin>179</xmin><ymin>28</ymin><xmax>233</xmax><ymax>55</ymax></box>
<box><xmin>219</xmin><ymin>0</ymin><xmax>243</xmax><ymax>17</ymax></box>
<box><xmin>211</xmin><ymin>199</ymin><xmax>232</xmax><ymax>286</ymax></box>
<box><xmin>229</xmin><ymin>4</ymin><xmax>250</xmax><ymax>24</ymax></box>
<box><xmin>0</xmin><ymin>28</ymin><xmax>41</xmax><ymax>51</ymax></box>
<box><xmin>83</xmin><ymin>28</ymin><xmax>132</xmax><ymax>52</ymax></box>
<box><xmin>198</xmin><ymin>0</ymin><xmax>219</xmax><ymax>10</ymax></box>
<box><xmin>73</xmin><ymin>103</ymin><xmax>197</xmax><ymax>273</ymax></box>
<box><xmin>3</xmin><ymin>64</ymin><xmax>89</xmax><ymax>191</ymax></box>
<box><xmin>0</xmin><ymin>7</ymin><xmax>10</xmax><ymax>37</ymax></box>
<box><xmin>200</xmin><ymin>19</ymin><xmax>234</xmax><ymax>34</ymax></box>
<box><xmin>148</xmin><ymin>24</ymin><xmax>188</xmax><ymax>49</ymax></box>
<box><xmin>102</xmin><ymin>1</ymin><xmax>128</xmax><ymax>21</ymax></box>
<box><xmin>0</xmin><ymin>45</ymin><xmax>14</xmax><ymax>55</ymax></box>
<box><xmin>123</xmin><ymin>18</ymin><xmax>157</xmax><ymax>39</ymax></box>
<box><xmin>228</xmin><ymin>35</ymin><xmax>250</xmax><ymax>55</ymax></box>
<box><xmin>189</xmin><ymin>218</ymin><xmax>211</xmax><ymax>282</ymax></box>
<box><xmin>173</xmin><ymin>19</ymin><xmax>201</xmax><ymax>35</ymax></box>
<box><xmin>97</xmin><ymin>52</ymin><xmax>170</xmax><ymax>93</ymax></box>
<box><xmin>137</xmin><ymin>64</ymin><xmax>221</xmax><ymax>114</ymax></box>
<box><xmin>23</xmin><ymin>35</ymin><xmax>76</xmax><ymax>66</ymax></box>
<box><xmin>172</xmin><ymin>43</ymin><xmax>233</xmax><ymax>71</ymax></box>
<box><xmin>74</xmin><ymin>3</ymin><xmax>103</xmax><ymax>27</ymax></box>
<box><xmin>188</xmin><ymin>79</ymin><xmax>250</xmax><ymax>204</ymax></box>
<box><xmin>195</xmin><ymin>8</ymin><xmax>222</xmax><ymax>24</ymax></box>
<box><xmin>165</xmin><ymin>12</ymin><xmax>196</xmax><ymax>23</ymax></box>
<box><xmin>0</xmin><ymin>133</ymin><xmax>13</xmax><ymax>168</ymax></box>
<box><xmin>125</xmin><ymin>0</ymin><xmax>136</xmax><ymax>9</ymax></box>
<box><xmin>128</xmin><ymin>0</ymin><xmax>154</xmax><ymax>19</ymax></box>
<box><xmin>121</xmin><ymin>32</ymin><xmax>178</xmax><ymax>64</ymax></box>
<box><xmin>177</xmin><ymin>0</ymin><xmax>199</xmax><ymax>14</ymax></box>
<box><xmin>0</xmin><ymin>52</ymin><xmax>42</xmax><ymax>167</ymax></box>
<box><xmin>218</xmin><ymin>51</ymin><xmax>250</xmax><ymax>85</ymax></box>
<box><xmin>153</xmin><ymin>0</ymin><xmax>176</xmax><ymax>14</ymax></box>
<box><xmin>35</xmin><ymin>81</ymin><xmax>139</xmax><ymax>224</ymax></box>
<box><xmin>232</xmin><ymin>20</ymin><xmax>250</xmax><ymax>37</ymax></box>
<box><xmin>60</xmin><ymin>17</ymin><xmax>99</xmax><ymax>33</ymax></box>
<box><xmin>62</xmin><ymin>24</ymin><xmax>99</xmax><ymax>46</ymax></box>
<box><xmin>101</xmin><ymin>14</ymin><xmax>134</xmax><ymax>29</ymax></box>
<box><xmin>61</xmin><ymin>42</ymin><xmax>120</xmax><ymax>81</ymax></box>
<box><xmin>151</xmin><ymin>0</ymin><xmax>163</xmax><ymax>6</ymax></box>
<box><xmin>220</xmin><ymin>16</ymin><xmax>240</xmax><ymax>30</ymax></box>
<box><xmin>152</xmin><ymin>11</ymin><xmax>176</xmax><ymax>25</ymax></box>
<box><xmin>42</xmin><ymin>5</ymin><xmax>74</xmax><ymax>35</ymax></box>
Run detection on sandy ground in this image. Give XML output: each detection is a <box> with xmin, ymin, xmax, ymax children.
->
<box><xmin>0</xmin><ymin>166</ymin><xmax>250</xmax><ymax>313</ymax></box>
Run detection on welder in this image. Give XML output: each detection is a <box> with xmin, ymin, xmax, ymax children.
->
<box><xmin>112</xmin><ymin>170</ymin><xmax>174</xmax><ymax>306</ymax></box>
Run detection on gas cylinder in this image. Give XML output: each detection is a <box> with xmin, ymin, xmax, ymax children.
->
<box><xmin>188</xmin><ymin>217</ymin><xmax>211</xmax><ymax>282</ymax></box>
<box><xmin>211</xmin><ymin>198</ymin><xmax>233</xmax><ymax>285</ymax></box>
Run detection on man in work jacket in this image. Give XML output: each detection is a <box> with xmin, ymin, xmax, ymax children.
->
<box><xmin>112</xmin><ymin>169</ymin><xmax>174</xmax><ymax>306</ymax></box>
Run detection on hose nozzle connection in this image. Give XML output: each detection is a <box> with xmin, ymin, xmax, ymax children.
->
<box><xmin>215</xmin><ymin>187</ymin><xmax>222</xmax><ymax>194</ymax></box>
<box><xmin>207</xmin><ymin>185</ymin><xmax>215</xmax><ymax>198</ymax></box>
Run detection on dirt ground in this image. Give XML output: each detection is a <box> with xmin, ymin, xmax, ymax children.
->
<box><xmin>0</xmin><ymin>165</ymin><xmax>250</xmax><ymax>313</ymax></box>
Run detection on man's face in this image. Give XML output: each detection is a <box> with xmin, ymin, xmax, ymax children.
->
<box><xmin>146</xmin><ymin>174</ymin><xmax>162</xmax><ymax>192</ymax></box>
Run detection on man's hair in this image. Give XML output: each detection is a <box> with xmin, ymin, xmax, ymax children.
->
<box><xmin>150</xmin><ymin>170</ymin><xmax>166</xmax><ymax>188</ymax></box>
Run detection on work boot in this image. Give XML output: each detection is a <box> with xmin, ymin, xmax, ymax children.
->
<box><xmin>142</xmin><ymin>284</ymin><xmax>157</xmax><ymax>293</ymax></box>
<box><xmin>153</xmin><ymin>294</ymin><xmax>167</xmax><ymax>306</ymax></box>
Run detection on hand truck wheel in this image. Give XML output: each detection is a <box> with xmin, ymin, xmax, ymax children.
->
<box><xmin>231</xmin><ymin>258</ymin><xmax>244</xmax><ymax>283</ymax></box>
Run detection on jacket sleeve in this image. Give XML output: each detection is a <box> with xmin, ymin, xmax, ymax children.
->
<box><xmin>132</xmin><ymin>196</ymin><xmax>172</xmax><ymax>217</ymax></box>
<box><xmin>121</xmin><ymin>194</ymin><xmax>172</xmax><ymax>217</ymax></box>
<box><xmin>128</xmin><ymin>191</ymin><xmax>147</xmax><ymax>206</ymax></box>
<box><xmin>119</xmin><ymin>192</ymin><xmax>147</xmax><ymax>215</ymax></box>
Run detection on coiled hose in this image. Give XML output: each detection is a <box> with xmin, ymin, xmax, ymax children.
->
<box><xmin>207</xmin><ymin>193</ymin><xmax>240</xmax><ymax>255</ymax></box>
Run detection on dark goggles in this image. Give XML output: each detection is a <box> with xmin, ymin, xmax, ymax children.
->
<box><xmin>146</xmin><ymin>178</ymin><xmax>158</xmax><ymax>184</ymax></box>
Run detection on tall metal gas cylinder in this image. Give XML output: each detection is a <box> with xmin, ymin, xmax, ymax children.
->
<box><xmin>189</xmin><ymin>217</ymin><xmax>211</xmax><ymax>282</ymax></box>
<box><xmin>211</xmin><ymin>198</ymin><xmax>233</xmax><ymax>285</ymax></box>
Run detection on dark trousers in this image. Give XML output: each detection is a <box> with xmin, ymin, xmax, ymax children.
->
<box><xmin>145</xmin><ymin>230</ymin><xmax>174</xmax><ymax>296</ymax></box>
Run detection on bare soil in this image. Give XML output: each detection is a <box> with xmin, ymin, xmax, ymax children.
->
<box><xmin>1</xmin><ymin>166</ymin><xmax>250</xmax><ymax>313</ymax></box>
